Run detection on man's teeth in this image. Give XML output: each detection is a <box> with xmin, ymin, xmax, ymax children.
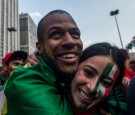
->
<box><xmin>63</xmin><ymin>54</ymin><xmax>75</xmax><ymax>58</ymax></box>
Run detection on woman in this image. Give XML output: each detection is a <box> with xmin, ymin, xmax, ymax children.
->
<box><xmin>4</xmin><ymin>42</ymin><xmax>127</xmax><ymax>115</ymax></box>
<box><xmin>70</xmin><ymin>42</ymin><xmax>127</xmax><ymax>114</ymax></box>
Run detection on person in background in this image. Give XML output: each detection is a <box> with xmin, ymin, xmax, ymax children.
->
<box><xmin>121</xmin><ymin>49</ymin><xmax>135</xmax><ymax>89</ymax></box>
<box><xmin>0</xmin><ymin>51</ymin><xmax>28</xmax><ymax>114</ymax></box>
<box><xmin>124</xmin><ymin>60</ymin><xmax>135</xmax><ymax>83</ymax></box>
<box><xmin>127</xmin><ymin>61</ymin><xmax>135</xmax><ymax>115</ymax></box>
<box><xmin>129</xmin><ymin>60</ymin><xmax>135</xmax><ymax>72</ymax></box>
<box><xmin>121</xmin><ymin>49</ymin><xmax>131</xmax><ymax>87</ymax></box>
<box><xmin>127</xmin><ymin>74</ymin><xmax>135</xmax><ymax>114</ymax></box>
<box><xmin>0</xmin><ymin>51</ymin><xmax>28</xmax><ymax>86</ymax></box>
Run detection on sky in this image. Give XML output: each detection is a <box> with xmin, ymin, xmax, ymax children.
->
<box><xmin>19</xmin><ymin>0</ymin><xmax>135</xmax><ymax>51</ymax></box>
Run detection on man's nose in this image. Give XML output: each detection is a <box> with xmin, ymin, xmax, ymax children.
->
<box><xmin>61</xmin><ymin>32</ymin><xmax>76</xmax><ymax>49</ymax></box>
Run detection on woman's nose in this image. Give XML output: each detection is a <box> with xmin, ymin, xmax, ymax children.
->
<box><xmin>87</xmin><ymin>83</ymin><xmax>99</xmax><ymax>96</ymax></box>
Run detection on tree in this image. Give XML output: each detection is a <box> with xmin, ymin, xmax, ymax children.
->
<box><xmin>126</xmin><ymin>42</ymin><xmax>133</xmax><ymax>50</ymax></box>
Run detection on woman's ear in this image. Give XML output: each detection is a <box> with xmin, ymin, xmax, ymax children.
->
<box><xmin>36</xmin><ymin>42</ymin><xmax>43</xmax><ymax>55</ymax></box>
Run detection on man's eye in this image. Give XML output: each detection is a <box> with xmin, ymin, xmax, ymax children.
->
<box><xmin>49</xmin><ymin>31</ymin><xmax>62</xmax><ymax>39</ymax></box>
<box><xmin>13</xmin><ymin>63</ymin><xmax>19</xmax><ymax>66</ymax></box>
<box><xmin>70</xmin><ymin>31</ymin><xmax>80</xmax><ymax>38</ymax></box>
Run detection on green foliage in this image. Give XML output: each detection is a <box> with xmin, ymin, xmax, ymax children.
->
<box><xmin>126</xmin><ymin>42</ymin><xmax>133</xmax><ymax>50</ymax></box>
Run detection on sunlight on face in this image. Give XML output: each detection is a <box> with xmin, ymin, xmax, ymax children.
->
<box><xmin>71</xmin><ymin>55</ymin><xmax>119</xmax><ymax>110</ymax></box>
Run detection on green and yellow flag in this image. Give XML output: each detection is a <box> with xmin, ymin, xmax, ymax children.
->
<box><xmin>4</xmin><ymin>56</ymin><xmax>73</xmax><ymax>115</ymax></box>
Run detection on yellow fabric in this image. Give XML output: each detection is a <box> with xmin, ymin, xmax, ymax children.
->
<box><xmin>1</xmin><ymin>99</ymin><xmax>7</xmax><ymax>115</ymax></box>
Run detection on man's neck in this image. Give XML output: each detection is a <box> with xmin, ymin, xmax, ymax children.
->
<box><xmin>54</xmin><ymin>70</ymin><xmax>73</xmax><ymax>94</ymax></box>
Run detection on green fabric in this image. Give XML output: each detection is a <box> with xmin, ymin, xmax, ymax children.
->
<box><xmin>105</xmin><ymin>85</ymin><xmax>127</xmax><ymax>115</ymax></box>
<box><xmin>98</xmin><ymin>85</ymin><xmax>127</xmax><ymax>115</ymax></box>
<box><xmin>4</xmin><ymin>56</ymin><xmax>73</xmax><ymax>115</ymax></box>
<box><xmin>0</xmin><ymin>75</ymin><xmax>6</xmax><ymax>85</ymax></box>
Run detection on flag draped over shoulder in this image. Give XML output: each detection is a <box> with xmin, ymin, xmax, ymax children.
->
<box><xmin>4</xmin><ymin>56</ymin><xmax>73</xmax><ymax>115</ymax></box>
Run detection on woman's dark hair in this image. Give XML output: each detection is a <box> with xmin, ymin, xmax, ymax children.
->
<box><xmin>79</xmin><ymin>42</ymin><xmax>125</xmax><ymax>87</ymax></box>
<box><xmin>120</xmin><ymin>49</ymin><xmax>129</xmax><ymax>62</ymax></box>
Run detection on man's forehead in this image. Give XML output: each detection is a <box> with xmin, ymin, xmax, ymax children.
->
<box><xmin>40</xmin><ymin>14</ymin><xmax>78</xmax><ymax>36</ymax></box>
<box><xmin>46</xmin><ymin>13</ymin><xmax>71</xmax><ymax>19</ymax></box>
<box><xmin>43</xmin><ymin>13</ymin><xmax>76</xmax><ymax>26</ymax></box>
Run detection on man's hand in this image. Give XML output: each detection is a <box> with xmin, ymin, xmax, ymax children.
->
<box><xmin>27</xmin><ymin>52</ymin><xmax>41</xmax><ymax>65</ymax></box>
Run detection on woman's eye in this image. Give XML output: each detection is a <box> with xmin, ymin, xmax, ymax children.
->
<box><xmin>84</xmin><ymin>69</ymin><xmax>94</xmax><ymax>77</ymax></box>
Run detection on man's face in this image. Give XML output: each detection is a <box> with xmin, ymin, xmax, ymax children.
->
<box><xmin>3</xmin><ymin>59</ymin><xmax>25</xmax><ymax>77</ymax></box>
<box><xmin>38</xmin><ymin>13</ymin><xmax>83</xmax><ymax>74</ymax></box>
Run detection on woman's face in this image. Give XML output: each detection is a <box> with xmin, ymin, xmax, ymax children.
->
<box><xmin>71</xmin><ymin>55</ymin><xmax>119</xmax><ymax>110</ymax></box>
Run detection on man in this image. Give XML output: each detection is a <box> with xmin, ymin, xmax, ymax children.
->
<box><xmin>0</xmin><ymin>51</ymin><xmax>28</xmax><ymax>114</ymax></box>
<box><xmin>4</xmin><ymin>10</ymin><xmax>83</xmax><ymax>115</ymax></box>
<box><xmin>0</xmin><ymin>51</ymin><xmax>28</xmax><ymax>85</ymax></box>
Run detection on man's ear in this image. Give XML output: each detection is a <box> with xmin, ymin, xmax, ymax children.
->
<box><xmin>36</xmin><ymin>42</ymin><xmax>43</xmax><ymax>54</ymax></box>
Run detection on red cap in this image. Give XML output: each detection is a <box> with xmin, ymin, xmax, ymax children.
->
<box><xmin>2</xmin><ymin>52</ymin><xmax>13</xmax><ymax>64</ymax></box>
<box><xmin>2</xmin><ymin>51</ymin><xmax>28</xmax><ymax>65</ymax></box>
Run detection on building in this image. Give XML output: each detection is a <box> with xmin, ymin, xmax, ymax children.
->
<box><xmin>0</xmin><ymin>0</ymin><xmax>20</xmax><ymax>65</ymax></box>
<box><xmin>19</xmin><ymin>13</ymin><xmax>37</xmax><ymax>54</ymax></box>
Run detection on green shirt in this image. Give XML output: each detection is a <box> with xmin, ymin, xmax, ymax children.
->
<box><xmin>5</xmin><ymin>56</ymin><xmax>73</xmax><ymax>115</ymax></box>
